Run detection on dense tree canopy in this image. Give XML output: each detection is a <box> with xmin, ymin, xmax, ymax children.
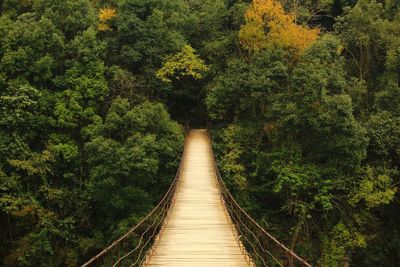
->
<box><xmin>1</xmin><ymin>0</ymin><xmax>399</xmax><ymax>266</ymax></box>
<box><xmin>239</xmin><ymin>0</ymin><xmax>320</xmax><ymax>53</ymax></box>
<box><xmin>205</xmin><ymin>0</ymin><xmax>399</xmax><ymax>266</ymax></box>
<box><xmin>0</xmin><ymin>1</ymin><xmax>184</xmax><ymax>265</ymax></box>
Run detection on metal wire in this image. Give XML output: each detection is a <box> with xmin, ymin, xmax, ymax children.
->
<box><xmin>226</xmin><ymin>199</ymin><xmax>283</xmax><ymax>266</ymax></box>
<box><xmin>226</xmin><ymin>200</ymin><xmax>268</xmax><ymax>266</ymax></box>
<box><xmin>81</xmin><ymin>129</ymin><xmax>188</xmax><ymax>267</ymax></box>
<box><xmin>81</xmin><ymin>127</ymin><xmax>313</xmax><ymax>267</ymax></box>
<box><xmin>112</xmin><ymin>200</ymin><xmax>168</xmax><ymax>266</ymax></box>
<box><xmin>207</xmin><ymin>127</ymin><xmax>313</xmax><ymax>267</ymax></box>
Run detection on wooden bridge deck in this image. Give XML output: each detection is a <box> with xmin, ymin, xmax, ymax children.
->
<box><xmin>144</xmin><ymin>129</ymin><xmax>251</xmax><ymax>267</ymax></box>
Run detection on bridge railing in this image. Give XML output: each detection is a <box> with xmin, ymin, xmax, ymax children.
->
<box><xmin>207</xmin><ymin>129</ymin><xmax>312</xmax><ymax>267</ymax></box>
<box><xmin>81</xmin><ymin>131</ymin><xmax>188</xmax><ymax>267</ymax></box>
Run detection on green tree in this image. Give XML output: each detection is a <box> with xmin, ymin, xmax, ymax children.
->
<box><xmin>85</xmin><ymin>98</ymin><xmax>183</xmax><ymax>232</ymax></box>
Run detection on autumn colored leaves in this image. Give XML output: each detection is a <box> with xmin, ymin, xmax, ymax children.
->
<box><xmin>239</xmin><ymin>0</ymin><xmax>319</xmax><ymax>53</ymax></box>
<box><xmin>97</xmin><ymin>0</ymin><xmax>319</xmax><ymax>86</ymax></box>
<box><xmin>156</xmin><ymin>45</ymin><xmax>209</xmax><ymax>83</ymax></box>
<box><xmin>98</xmin><ymin>7</ymin><xmax>117</xmax><ymax>31</ymax></box>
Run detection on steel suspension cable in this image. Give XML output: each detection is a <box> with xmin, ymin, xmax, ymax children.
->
<box><xmin>207</xmin><ymin>127</ymin><xmax>313</xmax><ymax>267</ymax></box>
<box><xmin>226</xmin><ymin>197</ymin><xmax>283</xmax><ymax>266</ymax></box>
<box><xmin>81</xmin><ymin>129</ymin><xmax>188</xmax><ymax>267</ymax></box>
<box><xmin>112</xmin><ymin>200</ymin><xmax>168</xmax><ymax>266</ymax></box>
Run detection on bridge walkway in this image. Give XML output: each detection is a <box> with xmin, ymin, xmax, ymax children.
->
<box><xmin>144</xmin><ymin>129</ymin><xmax>251</xmax><ymax>267</ymax></box>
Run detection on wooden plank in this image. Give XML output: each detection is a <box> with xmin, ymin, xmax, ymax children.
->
<box><xmin>144</xmin><ymin>130</ymin><xmax>252</xmax><ymax>267</ymax></box>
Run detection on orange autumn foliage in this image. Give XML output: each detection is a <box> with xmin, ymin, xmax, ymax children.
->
<box><xmin>239</xmin><ymin>0</ymin><xmax>319</xmax><ymax>53</ymax></box>
<box><xmin>98</xmin><ymin>7</ymin><xmax>117</xmax><ymax>31</ymax></box>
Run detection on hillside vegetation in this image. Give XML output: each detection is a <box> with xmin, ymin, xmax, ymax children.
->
<box><xmin>0</xmin><ymin>0</ymin><xmax>399</xmax><ymax>266</ymax></box>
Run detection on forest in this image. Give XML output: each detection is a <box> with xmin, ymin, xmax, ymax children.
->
<box><xmin>0</xmin><ymin>0</ymin><xmax>399</xmax><ymax>266</ymax></box>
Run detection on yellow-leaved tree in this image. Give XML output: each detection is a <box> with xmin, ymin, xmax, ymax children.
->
<box><xmin>98</xmin><ymin>7</ymin><xmax>117</xmax><ymax>31</ymax></box>
<box><xmin>239</xmin><ymin>0</ymin><xmax>319</xmax><ymax>53</ymax></box>
<box><xmin>156</xmin><ymin>45</ymin><xmax>209</xmax><ymax>83</ymax></box>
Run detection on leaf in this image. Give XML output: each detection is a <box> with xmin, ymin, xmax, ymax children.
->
<box><xmin>239</xmin><ymin>0</ymin><xmax>319</xmax><ymax>53</ymax></box>
<box><xmin>156</xmin><ymin>45</ymin><xmax>209</xmax><ymax>83</ymax></box>
<box><xmin>350</xmin><ymin>166</ymin><xmax>397</xmax><ymax>208</ymax></box>
<box><xmin>98</xmin><ymin>7</ymin><xmax>117</xmax><ymax>31</ymax></box>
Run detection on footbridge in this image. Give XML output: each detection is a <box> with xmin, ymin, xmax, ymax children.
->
<box><xmin>82</xmin><ymin>129</ymin><xmax>312</xmax><ymax>267</ymax></box>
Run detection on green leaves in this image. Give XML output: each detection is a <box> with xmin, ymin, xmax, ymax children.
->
<box><xmin>85</xmin><ymin>97</ymin><xmax>183</xmax><ymax>225</ymax></box>
<box><xmin>321</xmin><ymin>222</ymin><xmax>366</xmax><ymax>267</ymax></box>
<box><xmin>206</xmin><ymin>48</ymin><xmax>288</xmax><ymax>121</ymax></box>
<box><xmin>208</xmin><ymin>4</ymin><xmax>400</xmax><ymax>265</ymax></box>
<box><xmin>8</xmin><ymin>150</ymin><xmax>54</xmax><ymax>177</ymax></box>
<box><xmin>0</xmin><ymin>82</ymin><xmax>45</xmax><ymax>136</ymax></box>
<box><xmin>0</xmin><ymin>0</ymin><xmax>398</xmax><ymax>265</ymax></box>
<box><xmin>116</xmin><ymin>0</ymin><xmax>189</xmax><ymax>68</ymax></box>
<box><xmin>366</xmin><ymin>111</ymin><xmax>400</xmax><ymax>160</ymax></box>
<box><xmin>156</xmin><ymin>45</ymin><xmax>208</xmax><ymax>83</ymax></box>
<box><xmin>219</xmin><ymin>125</ymin><xmax>247</xmax><ymax>194</ymax></box>
<box><xmin>350</xmin><ymin>166</ymin><xmax>397</xmax><ymax>209</ymax></box>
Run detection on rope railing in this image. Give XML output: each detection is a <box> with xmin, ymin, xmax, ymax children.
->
<box><xmin>82</xmin><ymin>126</ymin><xmax>312</xmax><ymax>267</ymax></box>
<box><xmin>206</xmin><ymin>128</ymin><xmax>313</xmax><ymax>267</ymax></box>
<box><xmin>81</xmin><ymin>130</ymin><xmax>188</xmax><ymax>267</ymax></box>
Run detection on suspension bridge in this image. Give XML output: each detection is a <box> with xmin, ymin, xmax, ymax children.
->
<box><xmin>82</xmin><ymin>129</ymin><xmax>312</xmax><ymax>267</ymax></box>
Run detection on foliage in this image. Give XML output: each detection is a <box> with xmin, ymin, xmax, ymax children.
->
<box><xmin>207</xmin><ymin>47</ymin><xmax>288</xmax><ymax>121</ymax></box>
<box><xmin>85</xmin><ymin>98</ymin><xmax>183</xmax><ymax>226</ymax></box>
<box><xmin>239</xmin><ymin>0</ymin><xmax>319</xmax><ymax>53</ymax></box>
<box><xmin>156</xmin><ymin>45</ymin><xmax>209</xmax><ymax>83</ymax></box>
<box><xmin>208</xmin><ymin>6</ymin><xmax>399</xmax><ymax>264</ymax></box>
<box><xmin>321</xmin><ymin>222</ymin><xmax>366</xmax><ymax>267</ymax></box>
<box><xmin>350</xmin><ymin>166</ymin><xmax>397</xmax><ymax>209</ymax></box>
<box><xmin>98</xmin><ymin>7</ymin><xmax>117</xmax><ymax>31</ymax></box>
<box><xmin>114</xmin><ymin>0</ymin><xmax>190</xmax><ymax>70</ymax></box>
<box><xmin>1</xmin><ymin>0</ymin><xmax>400</xmax><ymax>265</ymax></box>
<box><xmin>0</xmin><ymin>1</ymin><xmax>183</xmax><ymax>266</ymax></box>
